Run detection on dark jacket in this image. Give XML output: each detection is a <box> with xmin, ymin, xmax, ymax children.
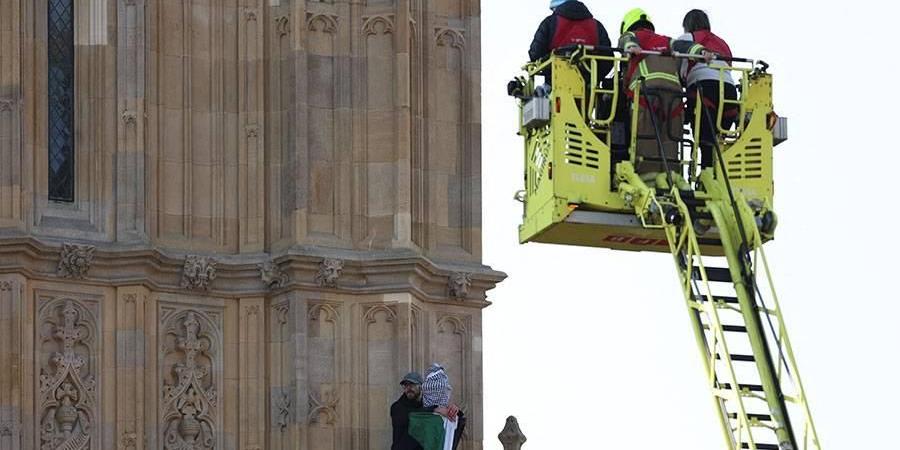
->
<box><xmin>391</xmin><ymin>395</ymin><xmax>468</xmax><ymax>450</ymax></box>
<box><xmin>391</xmin><ymin>395</ymin><xmax>434</xmax><ymax>450</ymax></box>
<box><xmin>529</xmin><ymin>1</ymin><xmax>613</xmax><ymax>76</ymax></box>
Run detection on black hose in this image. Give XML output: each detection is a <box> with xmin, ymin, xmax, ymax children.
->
<box><xmin>642</xmin><ymin>88</ymin><xmax>676</xmax><ymax>190</ymax></box>
<box><xmin>698</xmin><ymin>87</ymin><xmax>799</xmax><ymax>447</ymax></box>
<box><xmin>697</xmin><ymin>87</ymin><xmax>791</xmax><ymax>376</ymax></box>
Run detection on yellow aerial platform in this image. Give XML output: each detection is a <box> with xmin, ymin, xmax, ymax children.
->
<box><xmin>509</xmin><ymin>46</ymin><xmax>819</xmax><ymax>450</ymax></box>
<box><xmin>514</xmin><ymin>46</ymin><xmax>779</xmax><ymax>256</ymax></box>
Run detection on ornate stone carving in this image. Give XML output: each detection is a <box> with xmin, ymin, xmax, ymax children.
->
<box><xmin>0</xmin><ymin>280</ymin><xmax>12</xmax><ymax>291</ymax></box>
<box><xmin>121</xmin><ymin>430</ymin><xmax>138</xmax><ymax>448</ymax></box>
<box><xmin>161</xmin><ymin>310</ymin><xmax>220</xmax><ymax>450</ymax></box>
<box><xmin>435</xmin><ymin>27</ymin><xmax>466</xmax><ymax>49</ymax></box>
<box><xmin>308</xmin><ymin>303</ymin><xmax>339</xmax><ymax>427</ymax></box>
<box><xmin>57</xmin><ymin>243</ymin><xmax>96</xmax><ymax>279</ymax></box>
<box><xmin>437</xmin><ymin>315</ymin><xmax>467</xmax><ymax>334</ymax></box>
<box><xmin>258</xmin><ymin>261</ymin><xmax>288</xmax><ymax>289</ymax></box>
<box><xmin>362</xmin><ymin>15</ymin><xmax>394</xmax><ymax>36</ymax></box>
<box><xmin>307</xmin><ymin>13</ymin><xmax>338</xmax><ymax>34</ymax></box>
<box><xmin>0</xmin><ymin>98</ymin><xmax>13</xmax><ymax>112</ymax></box>
<box><xmin>180</xmin><ymin>256</ymin><xmax>217</xmax><ymax>291</ymax></box>
<box><xmin>245</xmin><ymin>124</ymin><xmax>259</xmax><ymax>138</ymax></box>
<box><xmin>38</xmin><ymin>299</ymin><xmax>98</xmax><ymax>450</ymax></box>
<box><xmin>273</xmin><ymin>303</ymin><xmax>290</xmax><ymax>326</ymax></box>
<box><xmin>498</xmin><ymin>416</ymin><xmax>527</xmax><ymax>450</ymax></box>
<box><xmin>363</xmin><ymin>304</ymin><xmax>396</xmax><ymax>324</ymax></box>
<box><xmin>308</xmin><ymin>303</ymin><xmax>339</xmax><ymax>323</ymax></box>
<box><xmin>275</xmin><ymin>16</ymin><xmax>291</xmax><ymax>36</ymax></box>
<box><xmin>275</xmin><ymin>391</ymin><xmax>291</xmax><ymax>431</ymax></box>
<box><xmin>0</xmin><ymin>421</ymin><xmax>15</xmax><ymax>437</ymax></box>
<box><xmin>122</xmin><ymin>109</ymin><xmax>137</xmax><ymax>125</ymax></box>
<box><xmin>315</xmin><ymin>258</ymin><xmax>344</xmax><ymax>288</ymax></box>
<box><xmin>308</xmin><ymin>388</ymin><xmax>337</xmax><ymax>426</ymax></box>
<box><xmin>244</xmin><ymin>9</ymin><xmax>258</xmax><ymax>22</ymax></box>
<box><xmin>448</xmin><ymin>273</ymin><xmax>472</xmax><ymax>299</ymax></box>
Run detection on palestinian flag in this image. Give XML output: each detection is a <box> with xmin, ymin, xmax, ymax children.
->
<box><xmin>408</xmin><ymin>412</ymin><xmax>456</xmax><ymax>450</ymax></box>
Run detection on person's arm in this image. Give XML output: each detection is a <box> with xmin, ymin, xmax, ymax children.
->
<box><xmin>433</xmin><ymin>406</ymin><xmax>450</xmax><ymax>417</ymax></box>
<box><xmin>595</xmin><ymin>20</ymin><xmax>614</xmax><ymax>77</ymax></box>
<box><xmin>671</xmin><ymin>35</ymin><xmax>714</xmax><ymax>62</ymax></box>
<box><xmin>671</xmin><ymin>37</ymin><xmax>703</xmax><ymax>55</ymax></box>
<box><xmin>431</xmin><ymin>403</ymin><xmax>463</xmax><ymax>421</ymax></box>
<box><xmin>391</xmin><ymin>403</ymin><xmax>409</xmax><ymax>429</ymax></box>
<box><xmin>674</xmin><ymin>33</ymin><xmax>694</xmax><ymax>81</ymax></box>
<box><xmin>619</xmin><ymin>31</ymin><xmax>640</xmax><ymax>55</ymax></box>
<box><xmin>529</xmin><ymin>16</ymin><xmax>555</xmax><ymax>62</ymax></box>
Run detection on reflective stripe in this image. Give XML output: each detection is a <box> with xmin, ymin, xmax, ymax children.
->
<box><xmin>644</xmin><ymin>73</ymin><xmax>681</xmax><ymax>84</ymax></box>
<box><xmin>630</xmin><ymin>74</ymin><xmax>680</xmax><ymax>90</ymax></box>
<box><xmin>690</xmin><ymin>43</ymin><xmax>704</xmax><ymax>54</ymax></box>
<box><xmin>637</xmin><ymin>60</ymin><xmax>680</xmax><ymax>84</ymax></box>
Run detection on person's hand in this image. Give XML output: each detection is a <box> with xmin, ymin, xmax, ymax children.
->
<box><xmin>434</xmin><ymin>407</ymin><xmax>452</xmax><ymax>420</ymax></box>
<box><xmin>702</xmin><ymin>50</ymin><xmax>716</xmax><ymax>63</ymax></box>
<box><xmin>447</xmin><ymin>404</ymin><xmax>460</xmax><ymax>420</ymax></box>
<box><xmin>626</xmin><ymin>46</ymin><xmax>642</xmax><ymax>56</ymax></box>
<box><xmin>434</xmin><ymin>406</ymin><xmax>458</xmax><ymax>422</ymax></box>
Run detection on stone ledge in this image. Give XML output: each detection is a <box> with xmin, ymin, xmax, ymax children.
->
<box><xmin>0</xmin><ymin>236</ymin><xmax>506</xmax><ymax>304</ymax></box>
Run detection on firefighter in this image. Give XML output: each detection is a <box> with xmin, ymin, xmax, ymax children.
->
<box><xmin>678</xmin><ymin>9</ymin><xmax>738</xmax><ymax>168</ymax></box>
<box><xmin>618</xmin><ymin>8</ymin><xmax>706</xmax><ymax>174</ymax></box>
<box><xmin>529</xmin><ymin>0</ymin><xmax>614</xmax><ymax>77</ymax></box>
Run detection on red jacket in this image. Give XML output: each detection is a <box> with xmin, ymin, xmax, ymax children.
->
<box><xmin>618</xmin><ymin>29</ymin><xmax>696</xmax><ymax>101</ymax></box>
<box><xmin>686</xmin><ymin>30</ymin><xmax>732</xmax><ymax>74</ymax></box>
<box><xmin>621</xmin><ymin>29</ymin><xmax>676</xmax><ymax>92</ymax></box>
<box><xmin>550</xmin><ymin>16</ymin><xmax>600</xmax><ymax>49</ymax></box>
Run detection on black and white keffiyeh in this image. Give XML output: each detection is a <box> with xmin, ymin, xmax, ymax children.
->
<box><xmin>422</xmin><ymin>363</ymin><xmax>452</xmax><ymax>408</ymax></box>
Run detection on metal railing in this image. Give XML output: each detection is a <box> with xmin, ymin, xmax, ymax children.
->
<box><xmin>522</xmin><ymin>45</ymin><xmax>628</xmax><ymax>128</ymax></box>
<box><xmin>517</xmin><ymin>46</ymin><xmax>763</xmax><ymax>183</ymax></box>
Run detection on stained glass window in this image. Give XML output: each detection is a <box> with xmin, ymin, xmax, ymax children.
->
<box><xmin>48</xmin><ymin>0</ymin><xmax>75</xmax><ymax>202</ymax></box>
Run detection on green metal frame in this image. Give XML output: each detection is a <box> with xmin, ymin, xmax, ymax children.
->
<box><xmin>617</xmin><ymin>165</ymin><xmax>821</xmax><ymax>450</ymax></box>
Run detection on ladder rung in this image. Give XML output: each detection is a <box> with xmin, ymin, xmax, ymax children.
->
<box><xmin>717</xmin><ymin>353</ymin><xmax>755</xmax><ymax>362</ymax></box>
<box><xmin>693</xmin><ymin>266</ymin><xmax>732</xmax><ymax>282</ymax></box>
<box><xmin>741</xmin><ymin>444</ymin><xmax>779</xmax><ymax>450</ymax></box>
<box><xmin>722</xmin><ymin>383</ymin><xmax>765</xmax><ymax>392</ymax></box>
<box><xmin>704</xmin><ymin>324</ymin><xmax>748</xmax><ymax>333</ymax></box>
<box><xmin>697</xmin><ymin>237</ymin><xmax>722</xmax><ymax>246</ymax></box>
<box><xmin>695</xmin><ymin>295</ymin><xmax>740</xmax><ymax>305</ymax></box>
<box><xmin>729</xmin><ymin>412</ymin><xmax>772</xmax><ymax>422</ymax></box>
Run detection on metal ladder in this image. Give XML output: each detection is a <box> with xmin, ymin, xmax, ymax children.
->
<box><xmin>662</xmin><ymin>191</ymin><xmax>822</xmax><ymax>450</ymax></box>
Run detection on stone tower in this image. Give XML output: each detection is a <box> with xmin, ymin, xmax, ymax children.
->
<box><xmin>0</xmin><ymin>0</ymin><xmax>502</xmax><ymax>449</ymax></box>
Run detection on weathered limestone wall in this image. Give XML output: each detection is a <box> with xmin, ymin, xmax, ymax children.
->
<box><xmin>0</xmin><ymin>0</ymin><xmax>499</xmax><ymax>449</ymax></box>
<box><xmin>0</xmin><ymin>0</ymin><xmax>483</xmax><ymax>258</ymax></box>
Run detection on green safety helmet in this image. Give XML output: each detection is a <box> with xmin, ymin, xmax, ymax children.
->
<box><xmin>621</xmin><ymin>8</ymin><xmax>653</xmax><ymax>34</ymax></box>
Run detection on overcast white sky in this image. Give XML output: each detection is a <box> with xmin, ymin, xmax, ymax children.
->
<box><xmin>480</xmin><ymin>1</ymin><xmax>900</xmax><ymax>448</ymax></box>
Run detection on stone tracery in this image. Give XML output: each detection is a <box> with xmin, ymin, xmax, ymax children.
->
<box><xmin>38</xmin><ymin>299</ymin><xmax>97</xmax><ymax>450</ymax></box>
<box><xmin>161</xmin><ymin>311</ymin><xmax>220</xmax><ymax>450</ymax></box>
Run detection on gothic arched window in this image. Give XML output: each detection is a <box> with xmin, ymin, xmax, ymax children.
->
<box><xmin>48</xmin><ymin>0</ymin><xmax>75</xmax><ymax>202</ymax></box>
